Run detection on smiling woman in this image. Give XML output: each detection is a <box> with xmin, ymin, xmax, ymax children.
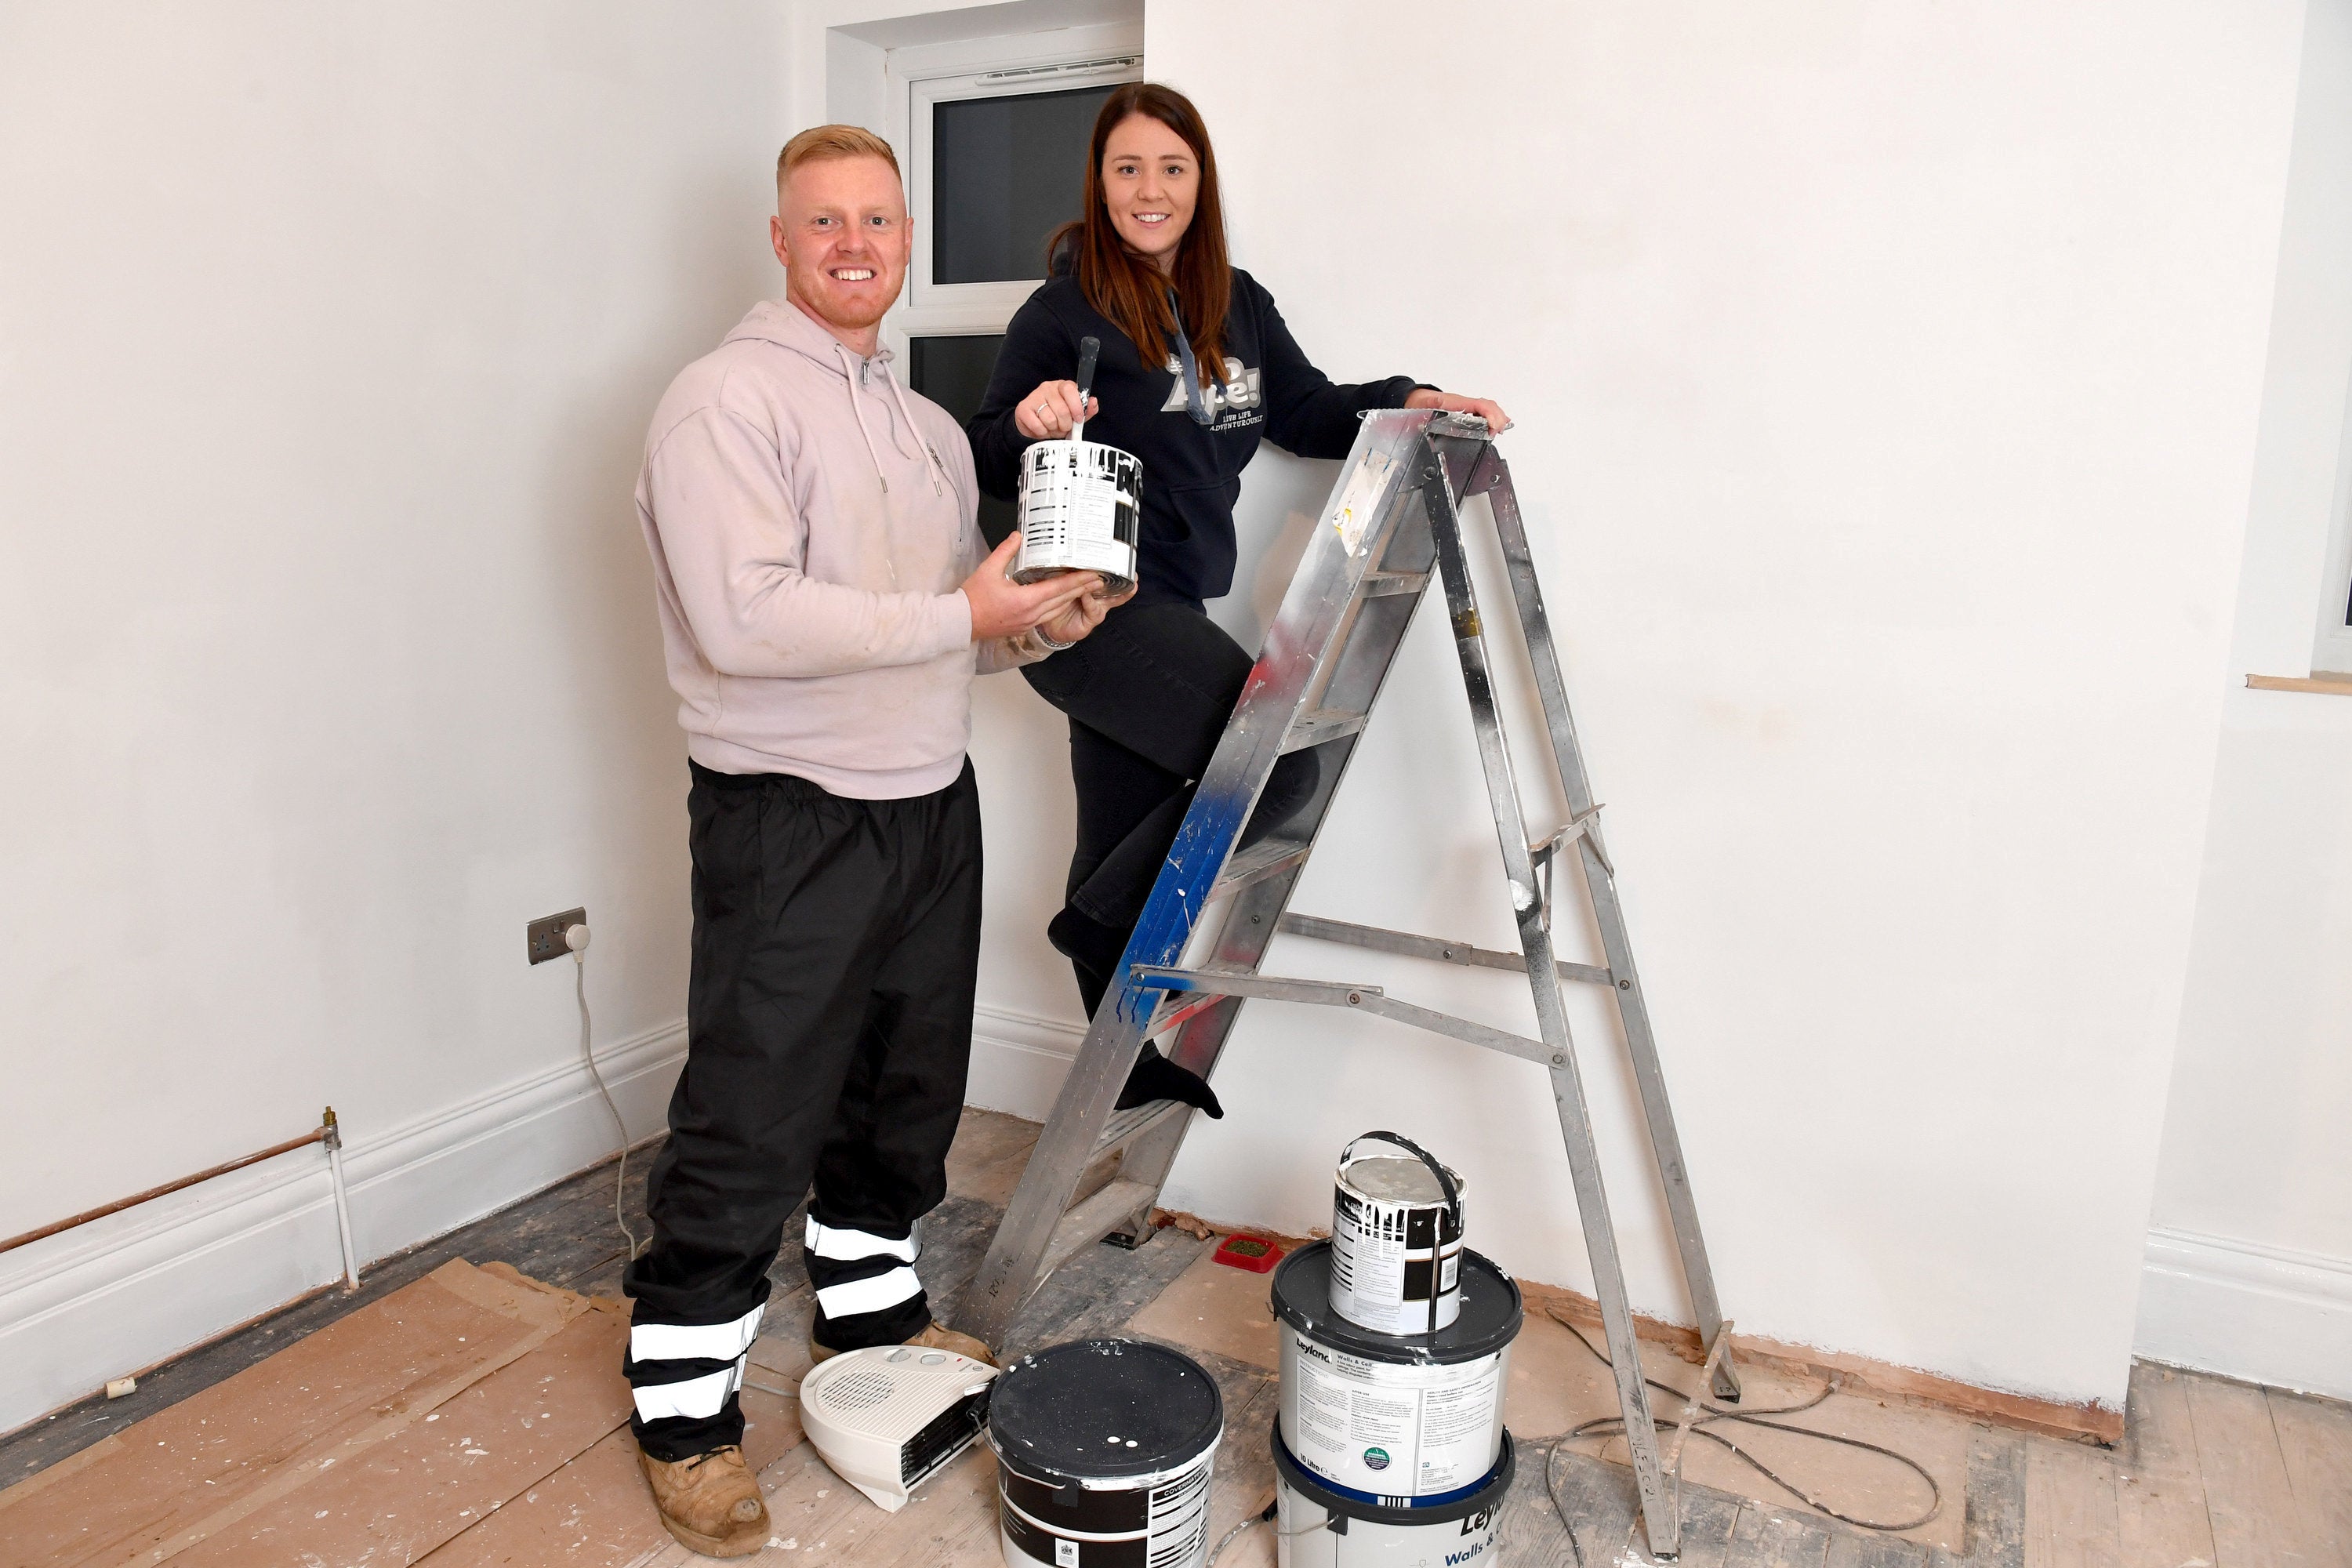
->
<box><xmin>963</xmin><ymin>84</ymin><xmax>1512</xmax><ymax>1114</ymax></box>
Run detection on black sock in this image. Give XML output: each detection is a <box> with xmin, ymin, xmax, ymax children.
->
<box><xmin>1049</xmin><ymin>906</ymin><xmax>1223</xmax><ymax>1118</ymax></box>
<box><xmin>1115</xmin><ymin>1044</ymin><xmax>1223</xmax><ymax>1118</ymax></box>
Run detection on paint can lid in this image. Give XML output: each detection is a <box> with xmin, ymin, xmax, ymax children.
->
<box><xmin>1340</xmin><ymin>1155</ymin><xmax>1465</xmax><ymax>1205</ymax></box>
<box><xmin>1272</xmin><ymin>1241</ymin><xmax>1522</xmax><ymax>1363</ymax></box>
<box><xmin>987</xmin><ymin>1338</ymin><xmax>1223</xmax><ymax>1486</ymax></box>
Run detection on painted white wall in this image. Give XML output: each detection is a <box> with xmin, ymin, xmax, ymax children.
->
<box><xmin>1106</xmin><ymin>1</ymin><xmax>2306</xmax><ymax>1414</ymax></box>
<box><xmin>0</xmin><ymin>2</ymin><xmax>789</xmax><ymax>1430</ymax></box>
<box><xmin>2140</xmin><ymin>0</ymin><xmax>2352</xmax><ymax>1400</ymax></box>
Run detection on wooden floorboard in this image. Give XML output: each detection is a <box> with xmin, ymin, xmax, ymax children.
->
<box><xmin>2022</xmin><ymin>1436</ymin><xmax>2121</xmax><ymax>1568</ymax></box>
<box><xmin>2185</xmin><ymin>1371</ymin><xmax>2321</xmax><ymax>1567</ymax></box>
<box><xmin>2115</xmin><ymin>1363</ymin><xmax>2216</xmax><ymax>1568</ymax></box>
<box><xmin>2270</xmin><ymin>1388</ymin><xmax>2352</xmax><ymax>1568</ymax></box>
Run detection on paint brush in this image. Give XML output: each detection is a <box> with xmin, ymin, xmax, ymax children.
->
<box><xmin>1070</xmin><ymin>335</ymin><xmax>1100</xmax><ymax>445</ymax></box>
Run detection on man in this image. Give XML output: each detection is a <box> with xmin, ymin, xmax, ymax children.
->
<box><xmin>623</xmin><ymin>125</ymin><xmax>1115</xmax><ymax>1558</ymax></box>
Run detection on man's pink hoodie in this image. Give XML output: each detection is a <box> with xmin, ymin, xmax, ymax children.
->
<box><xmin>637</xmin><ymin>300</ymin><xmax>1040</xmax><ymax>799</ymax></box>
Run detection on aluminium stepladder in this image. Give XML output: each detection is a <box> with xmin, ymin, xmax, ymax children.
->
<box><xmin>955</xmin><ymin>408</ymin><xmax>1740</xmax><ymax>1559</ymax></box>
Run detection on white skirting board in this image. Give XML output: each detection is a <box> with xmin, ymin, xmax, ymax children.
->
<box><xmin>965</xmin><ymin>1002</ymin><xmax>1083</xmax><ymax>1122</ymax></box>
<box><xmin>0</xmin><ymin>1019</ymin><xmax>688</xmax><ymax>1438</ymax></box>
<box><xmin>2135</xmin><ymin>1225</ymin><xmax>2352</xmax><ymax>1401</ymax></box>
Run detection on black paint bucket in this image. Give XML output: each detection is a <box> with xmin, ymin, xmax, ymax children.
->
<box><xmin>989</xmin><ymin>1338</ymin><xmax>1224</xmax><ymax>1568</ymax></box>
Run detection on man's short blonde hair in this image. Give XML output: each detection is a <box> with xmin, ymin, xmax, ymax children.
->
<box><xmin>777</xmin><ymin>125</ymin><xmax>901</xmax><ymax>184</ymax></box>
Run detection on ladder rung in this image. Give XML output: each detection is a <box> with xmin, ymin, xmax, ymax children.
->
<box><xmin>1090</xmin><ymin>1098</ymin><xmax>1185</xmax><ymax>1160</ymax></box>
<box><xmin>1040</xmin><ymin>1178</ymin><xmax>1159</xmax><ymax>1279</ymax></box>
<box><xmin>1277</xmin><ymin>912</ymin><xmax>1614</xmax><ymax>988</ymax></box>
<box><xmin>1280</xmin><ymin>708</ymin><xmax>1369</xmax><ymax>753</ymax></box>
<box><xmin>1361</xmin><ymin>571</ymin><xmax>1428</xmax><ymax>598</ymax></box>
<box><xmin>1213</xmin><ymin>837</ymin><xmax>1310</xmax><ymax>897</ymax></box>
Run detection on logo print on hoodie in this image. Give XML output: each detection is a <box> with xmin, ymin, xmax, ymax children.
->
<box><xmin>1161</xmin><ymin>355</ymin><xmax>1263</xmax><ymax>424</ymax></box>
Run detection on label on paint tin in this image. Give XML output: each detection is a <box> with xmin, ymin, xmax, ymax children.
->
<box><xmin>1330</xmin><ymin>1180</ymin><xmax>1462</xmax><ymax>1335</ymax></box>
<box><xmin>1016</xmin><ymin>440</ymin><xmax>1141</xmax><ymax>584</ymax></box>
<box><xmin>1288</xmin><ymin>1338</ymin><xmax>1502</xmax><ymax>1497</ymax></box>
<box><xmin>998</xmin><ymin>1458</ymin><xmax>1211</xmax><ymax>1568</ymax></box>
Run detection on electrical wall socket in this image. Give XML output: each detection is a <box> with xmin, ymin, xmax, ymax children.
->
<box><xmin>528</xmin><ymin>907</ymin><xmax>586</xmax><ymax>965</ymax></box>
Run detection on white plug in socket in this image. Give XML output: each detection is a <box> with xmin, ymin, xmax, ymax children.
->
<box><xmin>565</xmin><ymin>924</ymin><xmax>591</xmax><ymax>954</ymax></box>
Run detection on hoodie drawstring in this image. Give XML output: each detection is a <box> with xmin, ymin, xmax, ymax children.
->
<box><xmin>881</xmin><ymin>362</ymin><xmax>949</xmax><ymax>498</ymax></box>
<box><xmin>836</xmin><ymin>343</ymin><xmax>893</xmax><ymax>495</ymax></box>
<box><xmin>833</xmin><ymin>343</ymin><xmax>949</xmax><ymax>499</ymax></box>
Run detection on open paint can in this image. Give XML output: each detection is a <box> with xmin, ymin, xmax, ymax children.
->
<box><xmin>1273</xmin><ymin>1241</ymin><xmax>1519</xmax><ymax>1504</ymax></box>
<box><xmin>989</xmin><ymin>1338</ymin><xmax>1222</xmax><ymax>1568</ymax></box>
<box><xmin>1272</xmin><ymin>1428</ymin><xmax>1513</xmax><ymax>1568</ymax></box>
<box><xmin>1014</xmin><ymin>438</ymin><xmax>1141</xmax><ymax>595</ymax></box>
<box><xmin>1329</xmin><ymin>1132</ymin><xmax>1465</xmax><ymax>1334</ymax></box>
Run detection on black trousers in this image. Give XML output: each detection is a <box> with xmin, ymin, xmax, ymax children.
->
<box><xmin>621</xmin><ymin>761</ymin><xmax>982</xmax><ymax>1461</ymax></box>
<box><xmin>1025</xmin><ymin>597</ymin><xmax>1319</xmax><ymax>1015</ymax></box>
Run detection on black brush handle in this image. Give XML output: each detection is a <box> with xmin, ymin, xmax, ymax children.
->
<box><xmin>1069</xmin><ymin>336</ymin><xmax>1102</xmax><ymax>444</ymax></box>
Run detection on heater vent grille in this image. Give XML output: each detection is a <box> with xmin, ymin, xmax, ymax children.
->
<box><xmin>818</xmin><ymin>1370</ymin><xmax>897</xmax><ymax>1412</ymax></box>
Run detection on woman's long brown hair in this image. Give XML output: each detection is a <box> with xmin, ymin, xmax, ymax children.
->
<box><xmin>1047</xmin><ymin>82</ymin><xmax>1231</xmax><ymax>383</ymax></box>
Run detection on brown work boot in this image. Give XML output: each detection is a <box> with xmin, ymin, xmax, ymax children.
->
<box><xmin>637</xmin><ymin>1443</ymin><xmax>768</xmax><ymax>1559</ymax></box>
<box><xmin>808</xmin><ymin>1320</ymin><xmax>996</xmax><ymax>1367</ymax></box>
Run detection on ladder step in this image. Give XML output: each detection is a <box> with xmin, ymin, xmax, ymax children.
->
<box><xmin>1212</xmin><ymin>837</ymin><xmax>1311</xmax><ymax>897</ymax></box>
<box><xmin>1090</xmin><ymin>1098</ymin><xmax>1185</xmax><ymax>1160</ymax></box>
<box><xmin>1040</xmin><ymin>1178</ymin><xmax>1160</xmax><ymax>1279</ymax></box>
<box><xmin>1361</xmin><ymin>570</ymin><xmax>1428</xmax><ymax>597</ymax></box>
<box><xmin>1280</xmin><ymin>708</ymin><xmax>1369</xmax><ymax>753</ymax></box>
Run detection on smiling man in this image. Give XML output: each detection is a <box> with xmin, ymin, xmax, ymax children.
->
<box><xmin>621</xmin><ymin>125</ymin><xmax>1112</xmax><ymax>1558</ymax></box>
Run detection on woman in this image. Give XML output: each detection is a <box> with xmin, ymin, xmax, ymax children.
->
<box><xmin>967</xmin><ymin>83</ymin><xmax>1508</xmax><ymax>1113</ymax></box>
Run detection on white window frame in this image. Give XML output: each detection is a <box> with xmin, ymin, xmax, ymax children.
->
<box><xmin>2310</xmin><ymin>372</ymin><xmax>2352</xmax><ymax>679</ymax></box>
<box><xmin>881</xmin><ymin>23</ymin><xmax>1141</xmax><ymax>366</ymax></box>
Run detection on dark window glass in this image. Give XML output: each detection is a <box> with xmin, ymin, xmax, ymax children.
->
<box><xmin>933</xmin><ymin>84</ymin><xmax>1113</xmax><ymax>285</ymax></box>
<box><xmin>908</xmin><ymin>333</ymin><xmax>1017</xmax><ymax>544</ymax></box>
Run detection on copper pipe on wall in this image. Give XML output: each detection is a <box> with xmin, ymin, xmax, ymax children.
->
<box><xmin>0</xmin><ymin>1109</ymin><xmax>361</xmax><ymax>1290</ymax></box>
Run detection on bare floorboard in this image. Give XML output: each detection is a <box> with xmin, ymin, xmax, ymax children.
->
<box><xmin>2184</xmin><ymin>1371</ymin><xmax>2322</xmax><ymax>1568</ymax></box>
<box><xmin>2022</xmin><ymin>1437</ymin><xmax>2121</xmax><ymax>1568</ymax></box>
<box><xmin>2269</xmin><ymin>1388</ymin><xmax>2352</xmax><ymax>1568</ymax></box>
<box><xmin>2115</xmin><ymin>1363</ymin><xmax>2216</xmax><ymax>1568</ymax></box>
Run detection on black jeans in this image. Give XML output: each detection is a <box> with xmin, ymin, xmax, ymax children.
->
<box><xmin>1025</xmin><ymin>597</ymin><xmax>1318</xmax><ymax>1014</ymax></box>
<box><xmin>621</xmin><ymin>761</ymin><xmax>982</xmax><ymax>1461</ymax></box>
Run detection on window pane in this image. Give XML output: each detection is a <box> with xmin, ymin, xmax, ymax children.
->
<box><xmin>907</xmin><ymin>333</ymin><xmax>1018</xmax><ymax>544</ymax></box>
<box><xmin>933</xmin><ymin>84</ymin><xmax>1113</xmax><ymax>285</ymax></box>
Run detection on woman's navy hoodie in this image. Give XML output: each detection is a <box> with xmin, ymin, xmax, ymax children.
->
<box><xmin>967</xmin><ymin>263</ymin><xmax>1421</xmax><ymax>607</ymax></box>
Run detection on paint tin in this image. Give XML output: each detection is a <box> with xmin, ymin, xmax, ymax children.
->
<box><xmin>1271</xmin><ymin>1428</ymin><xmax>1513</xmax><ymax>1568</ymax></box>
<box><xmin>1329</xmin><ymin>1132</ymin><xmax>1466</xmax><ymax>1334</ymax></box>
<box><xmin>1014</xmin><ymin>439</ymin><xmax>1142</xmax><ymax>595</ymax></box>
<box><xmin>989</xmin><ymin>1338</ymin><xmax>1221</xmax><ymax>1568</ymax></box>
<box><xmin>1273</xmin><ymin>1241</ymin><xmax>1520</xmax><ymax>1503</ymax></box>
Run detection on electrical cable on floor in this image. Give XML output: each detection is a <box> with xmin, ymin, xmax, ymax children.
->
<box><xmin>1206</xmin><ymin>1497</ymin><xmax>1331</xmax><ymax>1566</ymax></box>
<box><xmin>572</xmin><ymin>935</ymin><xmax>645</xmax><ymax>1261</ymax></box>
<box><xmin>1542</xmin><ymin>1301</ymin><xmax>1940</xmax><ymax>1537</ymax></box>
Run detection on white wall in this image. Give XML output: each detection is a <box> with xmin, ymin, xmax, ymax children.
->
<box><xmin>0</xmin><ymin>2</ymin><xmax>789</xmax><ymax>1431</ymax></box>
<box><xmin>1112</xmin><ymin>1</ymin><xmax>2306</xmax><ymax>1414</ymax></box>
<box><xmin>2140</xmin><ymin>0</ymin><xmax>2352</xmax><ymax>1400</ymax></box>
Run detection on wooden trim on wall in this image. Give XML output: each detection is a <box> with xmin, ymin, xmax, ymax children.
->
<box><xmin>2246</xmin><ymin>672</ymin><xmax>2352</xmax><ymax>696</ymax></box>
<box><xmin>1518</xmin><ymin>1279</ymin><xmax>2126</xmax><ymax>1446</ymax></box>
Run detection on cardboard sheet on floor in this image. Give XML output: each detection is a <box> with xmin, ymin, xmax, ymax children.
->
<box><xmin>0</xmin><ymin>1259</ymin><xmax>583</xmax><ymax>1568</ymax></box>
